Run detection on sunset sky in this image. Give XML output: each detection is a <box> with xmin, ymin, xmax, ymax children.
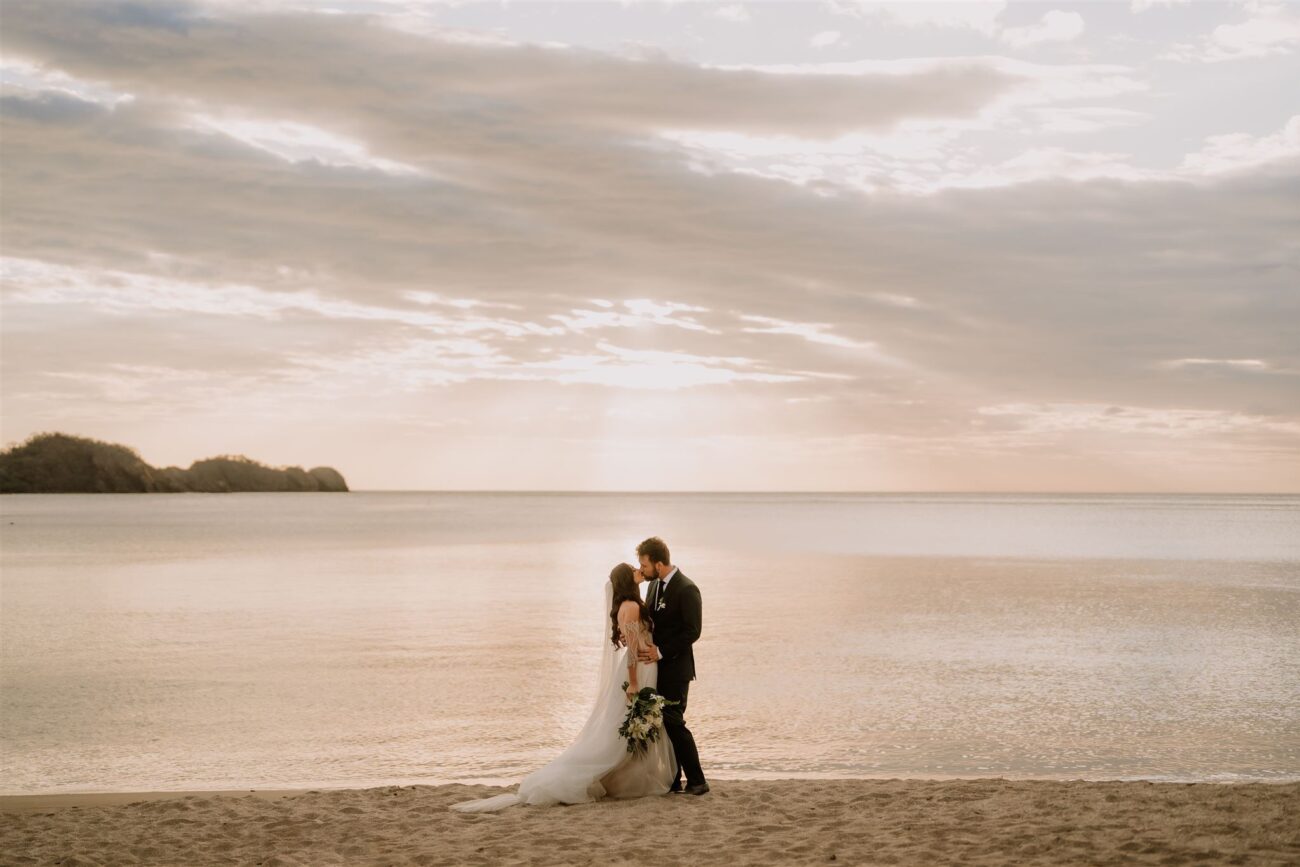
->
<box><xmin>2</xmin><ymin>0</ymin><xmax>1297</xmax><ymax>492</ymax></box>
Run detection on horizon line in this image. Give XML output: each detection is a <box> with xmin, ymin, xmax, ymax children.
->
<box><xmin>346</xmin><ymin>489</ymin><xmax>1298</xmax><ymax>495</ymax></box>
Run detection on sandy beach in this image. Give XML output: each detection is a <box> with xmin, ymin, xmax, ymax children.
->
<box><xmin>3</xmin><ymin>778</ymin><xmax>1297</xmax><ymax>866</ymax></box>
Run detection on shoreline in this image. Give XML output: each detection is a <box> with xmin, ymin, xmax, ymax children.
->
<box><xmin>4</xmin><ymin>778</ymin><xmax>1297</xmax><ymax>865</ymax></box>
<box><xmin>0</xmin><ymin>788</ymin><xmax>327</xmax><ymax>814</ymax></box>
<box><xmin>6</xmin><ymin>772</ymin><xmax>1300</xmax><ymax>814</ymax></box>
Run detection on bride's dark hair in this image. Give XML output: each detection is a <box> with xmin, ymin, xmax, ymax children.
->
<box><xmin>609</xmin><ymin>562</ymin><xmax>652</xmax><ymax>648</ymax></box>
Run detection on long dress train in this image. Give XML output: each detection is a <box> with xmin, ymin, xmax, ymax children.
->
<box><xmin>449</xmin><ymin>584</ymin><xmax>675</xmax><ymax>812</ymax></box>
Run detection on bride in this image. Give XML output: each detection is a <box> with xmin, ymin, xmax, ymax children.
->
<box><xmin>450</xmin><ymin>563</ymin><xmax>677</xmax><ymax>812</ymax></box>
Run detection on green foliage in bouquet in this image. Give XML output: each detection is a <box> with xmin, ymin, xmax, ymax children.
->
<box><xmin>619</xmin><ymin>682</ymin><xmax>680</xmax><ymax>757</ymax></box>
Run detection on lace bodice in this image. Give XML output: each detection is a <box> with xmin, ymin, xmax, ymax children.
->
<box><xmin>619</xmin><ymin>618</ymin><xmax>652</xmax><ymax>660</ymax></box>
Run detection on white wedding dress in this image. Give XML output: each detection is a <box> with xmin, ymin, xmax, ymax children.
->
<box><xmin>450</xmin><ymin>582</ymin><xmax>676</xmax><ymax>812</ymax></box>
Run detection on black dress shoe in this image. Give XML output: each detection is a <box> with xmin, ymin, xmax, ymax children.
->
<box><xmin>668</xmin><ymin>784</ymin><xmax>683</xmax><ymax>794</ymax></box>
<box><xmin>685</xmin><ymin>782</ymin><xmax>710</xmax><ymax>796</ymax></box>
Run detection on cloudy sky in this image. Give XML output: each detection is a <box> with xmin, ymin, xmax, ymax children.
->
<box><xmin>2</xmin><ymin>0</ymin><xmax>1297</xmax><ymax>492</ymax></box>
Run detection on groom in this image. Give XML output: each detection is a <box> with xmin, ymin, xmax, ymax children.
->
<box><xmin>635</xmin><ymin>536</ymin><xmax>709</xmax><ymax>796</ymax></box>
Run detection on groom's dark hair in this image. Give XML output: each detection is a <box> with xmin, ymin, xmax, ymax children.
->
<box><xmin>636</xmin><ymin>536</ymin><xmax>671</xmax><ymax>566</ymax></box>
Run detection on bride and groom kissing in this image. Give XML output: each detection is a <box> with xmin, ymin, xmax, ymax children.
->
<box><xmin>451</xmin><ymin>537</ymin><xmax>709</xmax><ymax>812</ymax></box>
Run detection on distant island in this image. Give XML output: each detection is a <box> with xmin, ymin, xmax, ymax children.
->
<box><xmin>0</xmin><ymin>432</ymin><xmax>349</xmax><ymax>494</ymax></box>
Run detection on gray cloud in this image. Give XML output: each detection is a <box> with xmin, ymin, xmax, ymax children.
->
<box><xmin>0</xmin><ymin>89</ymin><xmax>109</xmax><ymax>123</ymax></box>
<box><xmin>2</xmin><ymin>1</ymin><xmax>1016</xmax><ymax>135</ymax></box>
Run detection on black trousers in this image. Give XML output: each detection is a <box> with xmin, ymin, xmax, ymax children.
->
<box><xmin>657</xmin><ymin>676</ymin><xmax>704</xmax><ymax>787</ymax></box>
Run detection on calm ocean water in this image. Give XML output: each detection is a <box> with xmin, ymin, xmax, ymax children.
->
<box><xmin>1</xmin><ymin>492</ymin><xmax>1297</xmax><ymax>795</ymax></box>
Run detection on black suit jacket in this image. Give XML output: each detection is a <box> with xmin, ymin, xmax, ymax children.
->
<box><xmin>647</xmin><ymin>569</ymin><xmax>701</xmax><ymax>684</ymax></box>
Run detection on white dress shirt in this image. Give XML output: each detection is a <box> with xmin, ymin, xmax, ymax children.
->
<box><xmin>652</xmin><ymin>567</ymin><xmax>677</xmax><ymax>612</ymax></box>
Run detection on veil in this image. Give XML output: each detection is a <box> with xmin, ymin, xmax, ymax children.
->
<box><xmin>592</xmin><ymin>580</ymin><xmax>617</xmax><ymax>710</ymax></box>
<box><xmin>450</xmin><ymin>580</ymin><xmax>624</xmax><ymax>812</ymax></box>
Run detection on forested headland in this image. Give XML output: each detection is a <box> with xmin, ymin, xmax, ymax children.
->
<box><xmin>0</xmin><ymin>432</ymin><xmax>349</xmax><ymax>493</ymax></box>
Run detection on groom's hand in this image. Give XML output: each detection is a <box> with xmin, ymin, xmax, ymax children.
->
<box><xmin>638</xmin><ymin>645</ymin><xmax>661</xmax><ymax>663</ymax></box>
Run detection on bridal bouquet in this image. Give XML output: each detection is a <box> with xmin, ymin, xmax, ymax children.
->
<box><xmin>619</xmin><ymin>683</ymin><xmax>678</xmax><ymax>757</ymax></box>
